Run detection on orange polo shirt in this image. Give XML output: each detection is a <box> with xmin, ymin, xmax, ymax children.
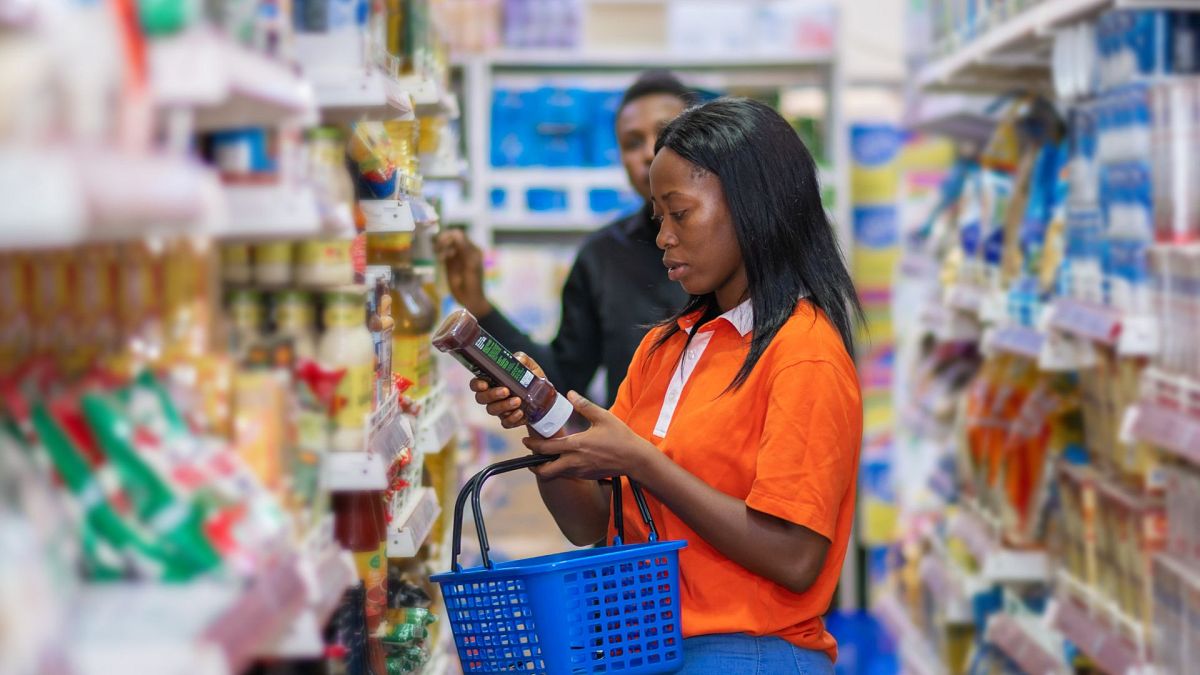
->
<box><xmin>607</xmin><ymin>299</ymin><xmax>862</xmax><ymax>661</ymax></box>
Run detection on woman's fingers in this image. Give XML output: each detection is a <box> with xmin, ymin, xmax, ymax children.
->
<box><xmin>473</xmin><ymin>386</ymin><xmax>511</xmax><ymax>405</ymax></box>
<box><xmin>485</xmin><ymin>397</ymin><xmax>522</xmax><ymax>417</ymax></box>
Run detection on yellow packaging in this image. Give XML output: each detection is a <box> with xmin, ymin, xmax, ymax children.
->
<box><xmin>233</xmin><ymin>370</ymin><xmax>287</xmax><ymax>491</ymax></box>
<box><xmin>393</xmin><ymin>333</ymin><xmax>431</xmax><ymax>396</ymax></box>
<box><xmin>295</xmin><ymin>238</ymin><xmax>354</xmax><ymax>287</ymax></box>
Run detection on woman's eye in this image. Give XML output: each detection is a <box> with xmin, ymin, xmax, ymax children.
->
<box><xmin>670</xmin><ymin>211</ymin><xmax>686</xmax><ymax>222</ymax></box>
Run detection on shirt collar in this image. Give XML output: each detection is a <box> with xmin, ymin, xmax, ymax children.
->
<box><xmin>678</xmin><ymin>298</ymin><xmax>754</xmax><ymax>337</ymax></box>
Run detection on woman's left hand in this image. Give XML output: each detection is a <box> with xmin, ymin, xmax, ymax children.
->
<box><xmin>523</xmin><ymin>392</ymin><xmax>656</xmax><ymax>481</ymax></box>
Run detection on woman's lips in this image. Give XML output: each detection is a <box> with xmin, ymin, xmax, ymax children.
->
<box><xmin>665</xmin><ymin>262</ymin><xmax>688</xmax><ymax>281</ymax></box>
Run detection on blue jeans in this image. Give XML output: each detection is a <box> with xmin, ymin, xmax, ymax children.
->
<box><xmin>678</xmin><ymin>633</ymin><xmax>835</xmax><ymax>674</ymax></box>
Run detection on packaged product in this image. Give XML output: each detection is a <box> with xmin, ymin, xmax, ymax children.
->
<box><xmin>433</xmin><ymin>309</ymin><xmax>589</xmax><ymax>438</ymax></box>
<box><xmin>317</xmin><ymin>289</ymin><xmax>375</xmax><ymax>452</ymax></box>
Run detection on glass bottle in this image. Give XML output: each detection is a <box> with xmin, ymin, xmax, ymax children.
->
<box><xmin>391</xmin><ymin>266</ymin><xmax>435</xmax><ymax>398</ymax></box>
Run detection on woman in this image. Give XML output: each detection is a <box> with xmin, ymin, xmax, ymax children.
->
<box><xmin>471</xmin><ymin>98</ymin><xmax>863</xmax><ymax>673</ymax></box>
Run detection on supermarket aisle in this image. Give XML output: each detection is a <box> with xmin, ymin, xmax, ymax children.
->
<box><xmin>881</xmin><ymin>2</ymin><xmax>1200</xmax><ymax>675</ymax></box>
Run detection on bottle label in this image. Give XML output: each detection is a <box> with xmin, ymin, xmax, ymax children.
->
<box><xmin>254</xmin><ymin>242</ymin><xmax>292</xmax><ymax>265</ymax></box>
<box><xmin>394</xmin><ymin>333</ymin><xmax>431</xmax><ymax>395</ymax></box>
<box><xmin>530</xmin><ymin>392</ymin><xmax>574</xmax><ymax>438</ymax></box>
<box><xmin>334</xmin><ymin>363</ymin><xmax>374</xmax><ymax>434</ymax></box>
<box><xmin>474</xmin><ymin>334</ymin><xmax>535</xmax><ymax>387</ymax></box>
<box><xmin>353</xmin><ymin>546</ymin><xmax>387</xmax><ymax>632</ymax></box>
<box><xmin>365</xmin><ymin>267</ymin><xmax>394</xmax><ymax>404</ymax></box>
<box><xmin>295</xmin><ymin>239</ymin><xmax>352</xmax><ymax>267</ymax></box>
<box><xmin>275</xmin><ymin>301</ymin><xmax>313</xmax><ymax>333</ymax></box>
<box><xmin>323</xmin><ymin>302</ymin><xmax>363</xmax><ymax>329</ymax></box>
<box><xmin>230</xmin><ymin>298</ymin><xmax>263</xmax><ymax>333</ymax></box>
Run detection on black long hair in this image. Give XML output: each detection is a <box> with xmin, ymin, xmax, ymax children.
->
<box><xmin>650</xmin><ymin>97</ymin><xmax>863</xmax><ymax>390</ymax></box>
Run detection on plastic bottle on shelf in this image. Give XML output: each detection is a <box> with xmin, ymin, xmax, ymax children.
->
<box><xmin>318</xmin><ymin>289</ymin><xmax>375</xmax><ymax>452</ymax></box>
<box><xmin>227</xmin><ymin>288</ymin><xmax>264</xmax><ymax>356</ymax></box>
<box><xmin>433</xmin><ymin>309</ymin><xmax>590</xmax><ymax>438</ymax></box>
<box><xmin>391</xmin><ymin>266</ymin><xmax>435</xmax><ymax>400</ymax></box>
<box><xmin>333</xmin><ymin>490</ymin><xmax>388</xmax><ymax>673</ymax></box>
<box><xmin>272</xmin><ymin>290</ymin><xmax>318</xmax><ymax>361</ymax></box>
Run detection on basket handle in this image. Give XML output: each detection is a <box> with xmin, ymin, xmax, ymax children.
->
<box><xmin>449</xmin><ymin>454</ymin><xmax>660</xmax><ymax>571</ymax></box>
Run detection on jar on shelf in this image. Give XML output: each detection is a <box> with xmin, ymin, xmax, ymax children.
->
<box><xmin>318</xmin><ymin>289</ymin><xmax>375</xmax><ymax>452</ymax></box>
<box><xmin>294</xmin><ymin>238</ymin><xmax>354</xmax><ymax>287</ymax></box>
<box><xmin>272</xmin><ymin>290</ymin><xmax>317</xmax><ymax>361</ymax></box>
<box><xmin>221</xmin><ymin>243</ymin><xmax>253</xmax><ymax>284</ymax></box>
<box><xmin>227</xmin><ymin>288</ymin><xmax>264</xmax><ymax>354</ymax></box>
<box><xmin>253</xmin><ymin>241</ymin><xmax>293</xmax><ymax>286</ymax></box>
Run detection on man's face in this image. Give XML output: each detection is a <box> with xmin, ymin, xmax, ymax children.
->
<box><xmin>616</xmin><ymin>93</ymin><xmax>687</xmax><ymax>202</ymax></box>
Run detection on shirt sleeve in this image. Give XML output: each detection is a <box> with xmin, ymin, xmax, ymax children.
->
<box><xmin>474</xmin><ymin>247</ymin><xmax>602</xmax><ymax>392</ymax></box>
<box><xmin>546</xmin><ymin>250</ymin><xmax>604</xmax><ymax>399</ymax></box>
<box><xmin>745</xmin><ymin>359</ymin><xmax>862</xmax><ymax>541</ymax></box>
<box><xmin>607</xmin><ymin>327</ymin><xmax>659</xmax><ymax>423</ymax></box>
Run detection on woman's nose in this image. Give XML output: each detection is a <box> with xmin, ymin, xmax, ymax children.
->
<box><xmin>656</xmin><ymin>224</ymin><xmax>676</xmax><ymax>251</ymax></box>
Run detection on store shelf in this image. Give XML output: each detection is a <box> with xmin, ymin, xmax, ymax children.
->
<box><xmin>361</xmin><ymin>197</ymin><xmax>417</xmax><ymax>232</ymax></box>
<box><xmin>388</xmin><ymin>487</ymin><xmax>441</xmax><ymax>558</ymax></box>
<box><xmin>949</xmin><ymin>507</ymin><xmax>1050</xmax><ymax>584</ymax></box>
<box><xmin>423</xmin><ymin>157</ymin><xmax>469</xmax><ymax>181</ymax></box>
<box><xmin>985</xmin><ymin>613</ymin><xmax>1070</xmax><ymax>675</ymax></box>
<box><xmin>215</xmin><ymin>183</ymin><xmax>324</xmax><ymax>240</ymax></box>
<box><xmin>1047</xmin><ymin>298</ymin><xmax>1122</xmax><ymax>345</ymax></box>
<box><xmin>462</xmin><ymin>50</ymin><xmax>834</xmax><ymax>71</ymax></box>
<box><xmin>873</xmin><ymin>593</ymin><xmax>949</xmax><ymax>675</ymax></box>
<box><xmin>1126</xmin><ymin>401</ymin><xmax>1200</xmax><ymax>466</ymax></box>
<box><xmin>69</xmin><ymin>551</ymin><xmax>307</xmax><ymax>675</ymax></box>
<box><xmin>916</xmin><ymin>0</ymin><xmax>1112</xmax><ymax>92</ymax></box>
<box><xmin>150</xmin><ymin>28</ymin><xmax>316</xmax><ymax>131</ymax></box>
<box><xmin>1053</xmin><ymin>590</ymin><xmax>1155</xmax><ymax>675</ymax></box>
<box><xmin>264</xmin><ymin>517</ymin><xmax>357</xmax><ymax>658</ymax></box>
<box><xmin>323</xmin><ymin>392</ymin><xmax>415</xmax><ymax>492</ymax></box>
<box><xmin>0</xmin><ymin>146</ymin><xmax>218</xmax><ymax>250</ymax></box>
<box><xmin>293</xmin><ymin>31</ymin><xmax>417</xmax><ymax>123</ymax></box>
<box><xmin>415</xmin><ymin>385</ymin><xmax>460</xmax><ymax>455</ymax></box>
<box><xmin>907</xmin><ymin>94</ymin><xmax>999</xmax><ymax>141</ymax></box>
<box><xmin>945</xmin><ymin>282</ymin><xmax>987</xmax><ymax>317</ymax></box>
<box><xmin>919</xmin><ymin>550</ymin><xmax>974</xmax><ymax>624</ymax></box>
<box><xmin>984</xmin><ymin>324</ymin><xmax>1046</xmax><ymax>361</ymax></box>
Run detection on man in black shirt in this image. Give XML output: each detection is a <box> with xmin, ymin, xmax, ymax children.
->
<box><xmin>437</xmin><ymin>71</ymin><xmax>692</xmax><ymax>407</ymax></box>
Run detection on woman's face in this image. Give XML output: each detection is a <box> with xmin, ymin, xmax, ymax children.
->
<box><xmin>650</xmin><ymin>148</ymin><xmax>747</xmax><ymax>312</ymax></box>
<box><xmin>617</xmin><ymin>93</ymin><xmax>687</xmax><ymax>202</ymax></box>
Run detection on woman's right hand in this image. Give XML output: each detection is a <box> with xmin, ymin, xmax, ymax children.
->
<box><xmin>435</xmin><ymin>229</ymin><xmax>493</xmax><ymax>319</ymax></box>
<box><xmin>469</xmin><ymin>352</ymin><xmax>543</xmax><ymax>430</ymax></box>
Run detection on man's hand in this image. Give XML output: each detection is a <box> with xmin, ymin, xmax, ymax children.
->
<box><xmin>435</xmin><ymin>229</ymin><xmax>492</xmax><ymax>318</ymax></box>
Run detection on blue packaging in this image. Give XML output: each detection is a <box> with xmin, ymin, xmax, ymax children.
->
<box><xmin>490</xmin><ymin>188</ymin><xmax>507</xmax><ymax>209</ymax></box>
<box><xmin>534</xmin><ymin>87</ymin><xmax>588</xmax><ymax>134</ymax></box>
<box><xmin>526</xmin><ymin>188</ymin><xmax>568</xmax><ymax>213</ymax></box>
<box><xmin>586</xmin><ymin>90</ymin><xmax>622</xmax><ymax>167</ymax></box>
<box><xmin>490</xmin><ymin>89</ymin><xmax>531</xmax><ymax>167</ymax></box>
<box><xmin>538</xmin><ymin>133</ymin><xmax>585</xmax><ymax>167</ymax></box>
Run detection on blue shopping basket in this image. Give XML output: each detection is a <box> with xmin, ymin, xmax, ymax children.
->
<box><xmin>431</xmin><ymin>454</ymin><xmax>687</xmax><ymax>674</ymax></box>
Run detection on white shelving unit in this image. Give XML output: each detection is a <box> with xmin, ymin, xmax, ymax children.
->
<box><xmin>454</xmin><ymin>47</ymin><xmax>847</xmax><ymax>250</ymax></box>
<box><xmin>985</xmin><ymin>612</ymin><xmax>1070</xmax><ymax>675</ymax></box>
<box><xmin>873</xmin><ymin>592</ymin><xmax>949</xmax><ymax>675</ymax></box>
<box><xmin>68</xmin><ymin>549</ymin><xmax>309</xmax><ymax>675</ymax></box>
<box><xmin>150</xmin><ymin>28</ymin><xmax>317</xmax><ymax>130</ymax></box>
<box><xmin>322</xmin><ymin>392</ymin><xmax>415</xmax><ymax>492</ymax></box>
<box><xmin>388</xmin><ymin>487</ymin><xmax>441</xmax><ymax>558</ymax></box>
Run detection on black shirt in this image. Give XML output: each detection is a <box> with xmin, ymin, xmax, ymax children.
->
<box><xmin>479</xmin><ymin>205</ymin><xmax>688</xmax><ymax>407</ymax></box>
